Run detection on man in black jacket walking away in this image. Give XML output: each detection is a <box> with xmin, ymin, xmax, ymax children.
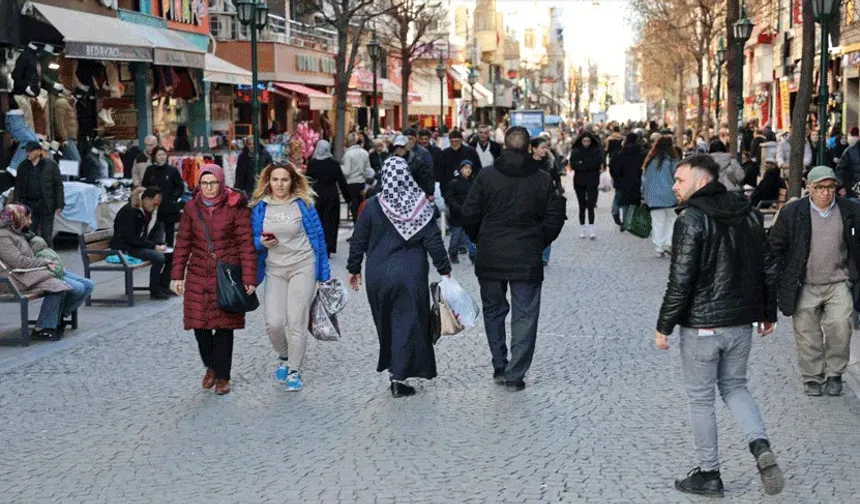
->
<box><xmin>655</xmin><ymin>154</ymin><xmax>783</xmax><ymax>498</ymax></box>
<box><xmin>769</xmin><ymin>166</ymin><xmax>860</xmax><ymax>397</ymax></box>
<box><xmin>461</xmin><ymin>127</ymin><xmax>566</xmax><ymax>390</ymax></box>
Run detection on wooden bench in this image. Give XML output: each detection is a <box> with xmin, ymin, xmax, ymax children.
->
<box><xmin>79</xmin><ymin>229</ymin><xmax>151</xmax><ymax>307</ymax></box>
<box><xmin>0</xmin><ymin>277</ymin><xmax>77</xmax><ymax>346</ymax></box>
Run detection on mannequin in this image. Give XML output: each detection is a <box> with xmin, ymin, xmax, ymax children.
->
<box><xmin>6</xmin><ymin>43</ymin><xmax>42</xmax><ymax>171</ymax></box>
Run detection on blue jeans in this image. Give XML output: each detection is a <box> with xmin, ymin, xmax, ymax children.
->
<box><xmin>36</xmin><ymin>293</ymin><xmax>64</xmax><ymax>329</ymax></box>
<box><xmin>62</xmin><ymin>139</ymin><xmax>81</xmax><ymax>163</ymax></box>
<box><xmin>61</xmin><ymin>271</ymin><xmax>94</xmax><ymax>317</ymax></box>
<box><xmin>541</xmin><ymin>245</ymin><xmax>551</xmax><ymax>263</ymax></box>
<box><xmin>612</xmin><ymin>191</ymin><xmax>622</xmax><ymax>217</ymax></box>
<box><xmin>448</xmin><ymin>227</ymin><xmax>476</xmax><ymax>258</ymax></box>
<box><xmin>5</xmin><ymin>111</ymin><xmax>38</xmax><ymax>171</ymax></box>
<box><xmin>679</xmin><ymin>326</ymin><xmax>768</xmax><ymax>471</ymax></box>
<box><xmin>479</xmin><ymin>280</ymin><xmax>542</xmax><ymax>381</ymax></box>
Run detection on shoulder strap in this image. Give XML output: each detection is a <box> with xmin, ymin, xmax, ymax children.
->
<box><xmin>194</xmin><ymin>203</ymin><xmax>216</xmax><ymax>255</ymax></box>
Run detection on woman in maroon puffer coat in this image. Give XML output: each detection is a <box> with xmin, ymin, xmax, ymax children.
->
<box><xmin>171</xmin><ymin>164</ymin><xmax>257</xmax><ymax>395</ymax></box>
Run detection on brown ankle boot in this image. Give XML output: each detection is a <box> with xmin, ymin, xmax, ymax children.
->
<box><xmin>201</xmin><ymin>368</ymin><xmax>215</xmax><ymax>389</ymax></box>
<box><xmin>214</xmin><ymin>379</ymin><xmax>230</xmax><ymax>395</ymax></box>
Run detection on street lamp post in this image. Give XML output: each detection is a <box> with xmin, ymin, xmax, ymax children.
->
<box><xmin>435</xmin><ymin>54</ymin><xmax>446</xmax><ymax>132</ymax></box>
<box><xmin>715</xmin><ymin>37</ymin><xmax>726</xmax><ymax>128</ymax></box>
<box><xmin>367</xmin><ymin>31</ymin><xmax>381</xmax><ymax>138</ymax></box>
<box><xmin>236</xmin><ymin>0</ymin><xmax>269</xmax><ymax>174</ymax></box>
<box><xmin>813</xmin><ymin>0</ymin><xmax>840</xmax><ymax>166</ymax></box>
<box><xmin>733</xmin><ymin>4</ymin><xmax>754</xmax><ymax>163</ymax></box>
<box><xmin>468</xmin><ymin>66</ymin><xmax>478</xmax><ymax>130</ymax></box>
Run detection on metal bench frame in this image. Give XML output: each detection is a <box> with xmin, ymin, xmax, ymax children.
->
<box><xmin>78</xmin><ymin>231</ymin><xmax>151</xmax><ymax>307</ymax></box>
<box><xmin>0</xmin><ymin>277</ymin><xmax>78</xmax><ymax>346</ymax></box>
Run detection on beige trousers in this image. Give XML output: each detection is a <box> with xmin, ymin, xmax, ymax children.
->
<box><xmin>264</xmin><ymin>258</ymin><xmax>317</xmax><ymax>371</ymax></box>
<box><xmin>792</xmin><ymin>282</ymin><xmax>854</xmax><ymax>383</ymax></box>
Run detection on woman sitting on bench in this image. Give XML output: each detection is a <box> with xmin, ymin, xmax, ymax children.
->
<box><xmin>0</xmin><ymin>205</ymin><xmax>91</xmax><ymax>340</ymax></box>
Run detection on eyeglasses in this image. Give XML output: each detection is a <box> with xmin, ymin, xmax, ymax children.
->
<box><xmin>199</xmin><ymin>181</ymin><xmax>220</xmax><ymax>188</ymax></box>
<box><xmin>810</xmin><ymin>185</ymin><xmax>837</xmax><ymax>193</ymax></box>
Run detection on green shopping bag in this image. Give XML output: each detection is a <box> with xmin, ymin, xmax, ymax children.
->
<box><xmin>624</xmin><ymin>205</ymin><xmax>652</xmax><ymax>239</ymax></box>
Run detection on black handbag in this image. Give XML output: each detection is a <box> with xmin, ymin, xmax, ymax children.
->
<box><xmin>195</xmin><ymin>206</ymin><xmax>259</xmax><ymax>313</ymax></box>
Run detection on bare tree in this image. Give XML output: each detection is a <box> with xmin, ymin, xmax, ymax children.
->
<box><xmin>318</xmin><ymin>0</ymin><xmax>381</xmax><ymax>160</ymax></box>
<box><xmin>377</xmin><ymin>0</ymin><xmax>446</xmax><ymax>126</ymax></box>
<box><xmin>637</xmin><ymin>18</ymin><xmax>692</xmax><ymax>140</ymax></box>
<box><xmin>788</xmin><ymin>0</ymin><xmax>815</xmax><ymax>197</ymax></box>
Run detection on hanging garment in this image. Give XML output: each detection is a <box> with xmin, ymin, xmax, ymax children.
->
<box><xmin>104</xmin><ymin>62</ymin><xmax>122</xmax><ymax>98</ymax></box>
<box><xmin>30</xmin><ymin>97</ymin><xmax>48</xmax><ymax>136</ymax></box>
<box><xmin>54</xmin><ymin>97</ymin><xmax>79</xmax><ymax>142</ymax></box>
<box><xmin>11</xmin><ymin>46</ymin><xmax>40</xmax><ymax>97</ymax></box>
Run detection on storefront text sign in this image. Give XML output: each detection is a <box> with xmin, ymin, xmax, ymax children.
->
<box><xmin>297</xmin><ymin>54</ymin><xmax>336</xmax><ymax>74</ymax></box>
<box><xmin>154</xmin><ymin>49</ymin><xmax>205</xmax><ymax>69</ymax></box>
<box><xmin>65</xmin><ymin>42</ymin><xmax>152</xmax><ymax>62</ymax></box>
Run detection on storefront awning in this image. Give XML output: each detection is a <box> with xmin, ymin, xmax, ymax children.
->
<box><xmin>126</xmin><ymin>23</ymin><xmax>206</xmax><ymax>69</ymax></box>
<box><xmin>27</xmin><ymin>3</ymin><xmax>152</xmax><ymax>62</ymax></box>
<box><xmin>380</xmin><ymin>78</ymin><xmax>421</xmax><ymax>104</ymax></box>
<box><xmin>273</xmin><ymin>83</ymin><xmax>332</xmax><ymax>111</ymax></box>
<box><xmin>204</xmin><ymin>54</ymin><xmax>252</xmax><ymax>85</ymax></box>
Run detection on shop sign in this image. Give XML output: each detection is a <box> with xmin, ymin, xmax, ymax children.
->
<box><xmin>65</xmin><ymin>42</ymin><xmax>152</xmax><ymax>62</ymax></box>
<box><xmin>154</xmin><ymin>49</ymin><xmax>205</xmax><ymax>69</ymax></box>
<box><xmin>297</xmin><ymin>54</ymin><xmax>336</xmax><ymax>74</ymax></box>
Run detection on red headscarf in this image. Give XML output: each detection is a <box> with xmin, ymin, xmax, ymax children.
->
<box><xmin>197</xmin><ymin>164</ymin><xmax>226</xmax><ymax>205</ymax></box>
<box><xmin>0</xmin><ymin>204</ymin><xmax>31</xmax><ymax>232</ymax></box>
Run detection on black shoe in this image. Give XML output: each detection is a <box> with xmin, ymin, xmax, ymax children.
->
<box><xmin>505</xmin><ymin>380</ymin><xmax>526</xmax><ymax>391</ymax></box>
<box><xmin>448</xmin><ymin>255</ymin><xmax>460</xmax><ymax>264</ymax></box>
<box><xmin>749</xmin><ymin>439</ymin><xmax>784</xmax><ymax>495</ymax></box>
<box><xmin>824</xmin><ymin>376</ymin><xmax>843</xmax><ymax>396</ymax></box>
<box><xmin>612</xmin><ymin>213</ymin><xmax>622</xmax><ymax>226</ymax></box>
<box><xmin>674</xmin><ymin>467</ymin><xmax>724</xmax><ymax>498</ymax></box>
<box><xmin>151</xmin><ymin>290</ymin><xmax>170</xmax><ymax>300</ymax></box>
<box><xmin>493</xmin><ymin>368</ymin><xmax>506</xmax><ymax>384</ymax></box>
<box><xmin>161</xmin><ymin>287</ymin><xmax>177</xmax><ymax>297</ymax></box>
<box><xmin>619</xmin><ymin>224</ymin><xmax>626</xmax><ymax>233</ymax></box>
<box><xmin>804</xmin><ymin>381</ymin><xmax>823</xmax><ymax>396</ymax></box>
<box><xmin>390</xmin><ymin>381</ymin><xmax>416</xmax><ymax>398</ymax></box>
<box><xmin>30</xmin><ymin>328</ymin><xmax>62</xmax><ymax>341</ymax></box>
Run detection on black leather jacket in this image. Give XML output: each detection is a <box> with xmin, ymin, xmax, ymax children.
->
<box><xmin>657</xmin><ymin>182</ymin><xmax>779</xmax><ymax>335</ymax></box>
<box><xmin>835</xmin><ymin>143</ymin><xmax>860</xmax><ymax>197</ymax></box>
<box><xmin>768</xmin><ymin>196</ymin><xmax>860</xmax><ymax>316</ymax></box>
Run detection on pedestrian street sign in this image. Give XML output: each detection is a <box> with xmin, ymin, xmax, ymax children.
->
<box><xmin>510</xmin><ymin>109</ymin><xmax>545</xmax><ymax>138</ymax></box>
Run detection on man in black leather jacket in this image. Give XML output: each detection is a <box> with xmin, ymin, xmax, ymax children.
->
<box><xmin>835</xmin><ymin>139</ymin><xmax>860</xmax><ymax>198</ymax></box>
<box><xmin>655</xmin><ymin>154</ymin><xmax>783</xmax><ymax>498</ymax></box>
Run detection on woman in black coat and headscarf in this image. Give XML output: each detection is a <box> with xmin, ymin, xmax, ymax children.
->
<box><xmin>569</xmin><ymin>131</ymin><xmax>603</xmax><ymax>239</ymax></box>
<box><xmin>142</xmin><ymin>146</ymin><xmax>184</xmax><ymax>246</ymax></box>
<box><xmin>305</xmin><ymin>140</ymin><xmax>350</xmax><ymax>256</ymax></box>
<box><xmin>608</xmin><ymin>132</ymin><xmax>645</xmax><ymax>231</ymax></box>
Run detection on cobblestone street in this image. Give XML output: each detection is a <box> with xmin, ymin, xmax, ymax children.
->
<box><xmin>2</xmin><ymin>194</ymin><xmax>860</xmax><ymax>503</ymax></box>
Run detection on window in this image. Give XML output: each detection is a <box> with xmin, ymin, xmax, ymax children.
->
<box><xmin>524</xmin><ymin>28</ymin><xmax>534</xmax><ymax>49</ymax></box>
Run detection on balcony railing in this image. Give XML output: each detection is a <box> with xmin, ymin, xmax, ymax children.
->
<box><xmin>210</xmin><ymin>12</ymin><xmax>337</xmax><ymax>53</ymax></box>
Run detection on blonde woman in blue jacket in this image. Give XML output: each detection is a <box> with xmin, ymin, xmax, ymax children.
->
<box><xmin>251</xmin><ymin>162</ymin><xmax>330</xmax><ymax>392</ymax></box>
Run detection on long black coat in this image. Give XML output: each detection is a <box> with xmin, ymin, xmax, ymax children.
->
<box><xmin>347</xmin><ymin>197</ymin><xmax>451</xmax><ymax>380</ymax></box>
<box><xmin>769</xmin><ymin>196</ymin><xmax>860</xmax><ymax>316</ymax></box>
<box><xmin>461</xmin><ymin>151</ymin><xmax>567</xmax><ymax>283</ymax></box>
<box><xmin>13</xmin><ymin>158</ymin><xmax>64</xmax><ymax>213</ymax></box>
<box><xmin>306</xmin><ymin>157</ymin><xmax>350</xmax><ymax>254</ymax></box>
<box><xmin>234</xmin><ymin>147</ymin><xmax>273</xmax><ymax>196</ymax></box>
<box><xmin>608</xmin><ymin>145</ymin><xmax>644</xmax><ymax>206</ymax></box>
<box><xmin>438</xmin><ymin>145</ymin><xmax>482</xmax><ymax>194</ymax></box>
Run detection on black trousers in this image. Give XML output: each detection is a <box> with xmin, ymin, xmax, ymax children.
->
<box><xmin>29</xmin><ymin>206</ymin><xmax>55</xmax><ymax>247</ymax></box>
<box><xmin>574</xmin><ymin>185</ymin><xmax>598</xmax><ymax>225</ymax></box>
<box><xmin>194</xmin><ymin>329</ymin><xmax>235</xmax><ymax>380</ymax></box>
<box><xmin>347</xmin><ymin>183</ymin><xmax>364</xmax><ymax>222</ymax></box>
<box><xmin>129</xmin><ymin>248</ymin><xmax>171</xmax><ymax>293</ymax></box>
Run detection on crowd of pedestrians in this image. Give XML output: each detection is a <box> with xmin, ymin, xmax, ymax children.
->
<box><xmin>5</xmin><ymin>115</ymin><xmax>860</xmax><ymax>499</ymax></box>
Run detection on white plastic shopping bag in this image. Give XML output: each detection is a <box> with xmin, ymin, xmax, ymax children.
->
<box><xmin>438</xmin><ymin>277</ymin><xmax>480</xmax><ymax>327</ymax></box>
<box><xmin>598</xmin><ymin>170</ymin><xmax>613</xmax><ymax>192</ymax></box>
<box><xmin>433</xmin><ymin>182</ymin><xmax>446</xmax><ymax>212</ymax></box>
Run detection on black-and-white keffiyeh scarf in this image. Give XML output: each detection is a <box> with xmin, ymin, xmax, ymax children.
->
<box><xmin>378</xmin><ymin>156</ymin><xmax>434</xmax><ymax>241</ymax></box>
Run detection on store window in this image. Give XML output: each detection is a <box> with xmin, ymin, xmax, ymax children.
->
<box><xmin>524</xmin><ymin>28</ymin><xmax>534</xmax><ymax>49</ymax></box>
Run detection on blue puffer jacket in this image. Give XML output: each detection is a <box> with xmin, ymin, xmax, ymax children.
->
<box><xmin>250</xmin><ymin>199</ymin><xmax>331</xmax><ymax>284</ymax></box>
<box><xmin>642</xmin><ymin>157</ymin><xmax>678</xmax><ymax>209</ymax></box>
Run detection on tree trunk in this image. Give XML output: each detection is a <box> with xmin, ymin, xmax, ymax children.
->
<box><xmin>677</xmin><ymin>66</ymin><xmax>686</xmax><ymax>147</ymax></box>
<box><xmin>401</xmin><ymin>64</ymin><xmax>411</xmax><ymax>127</ymax></box>
<box><xmin>788</xmin><ymin>0</ymin><xmax>816</xmax><ymax>198</ymax></box>
<box><xmin>696</xmin><ymin>56</ymin><xmax>705</xmax><ymax>133</ymax></box>
<box><xmin>726</xmin><ymin>0</ymin><xmax>739</xmax><ymax>154</ymax></box>
<box><xmin>332</xmin><ymin>25</ymin><xmax>349</xmax><ymax>161</ymax></box>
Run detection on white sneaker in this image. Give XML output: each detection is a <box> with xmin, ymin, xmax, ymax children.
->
<box><xmin>579</xmin><ymin>226</ymin><xmax>586</xmax><ymax>239</ymax></box>
<box><xmin>589</xmin><ymin>225</ymin><xmax>596</xmax><ymax>240</ymax></box>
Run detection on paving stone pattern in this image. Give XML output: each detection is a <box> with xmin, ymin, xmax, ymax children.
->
<box><xmin>2</xmin><ymin>193</ymin><xmax>860</xmax><ymax>503</ymax></box>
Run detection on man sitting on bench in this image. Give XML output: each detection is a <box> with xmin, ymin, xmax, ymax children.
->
<box><xmin>110</xmin><ymin>187</ymin><xmax>173</xmax><ymax>300</ymax></box>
